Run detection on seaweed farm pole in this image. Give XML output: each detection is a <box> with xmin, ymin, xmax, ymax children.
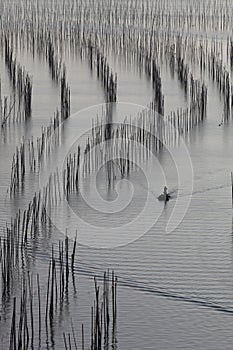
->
<box><xmin>63</xmin><ymin>333</ymin><xmax>68</xmax><ymax>350</ymax></box>
<box><xmin>28</xmin><ymin>273</ymin><xmax>34</xmax><ymax>349</ymax></box>
<box><xmin>45</xmin><ymin>261</ymin><xmax>51</xmax><ymax>324</ymax></box>
<box><xmin>82</xmin><ymin>324</ymin><xmax>84</xmax><ymax>350</ymax></box>
<box><xmin>231</xmin><ymin>172</ymin><xmax>233</xmax><ymax>206</ymax></box>
<box><xmin>37</xmin><ymin>274</ymin><xmax>41</xmax><ymax>345</ymax></box>
<box><xmin>9</xmin><ymin>298</ymin><xmax>17</xmax><ymax>350</ymax></box>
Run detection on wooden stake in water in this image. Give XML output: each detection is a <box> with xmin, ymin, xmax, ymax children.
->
<box><xmin>231</xmin><ymin>172</ymin><xmax>233</xmax><ymax>206</ymax></box>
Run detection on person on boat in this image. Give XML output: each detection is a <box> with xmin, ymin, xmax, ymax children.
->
<box><xmin>163</xmin><ymin>186</ymin><xmax>170</xmax><ymax>201</ymax></box>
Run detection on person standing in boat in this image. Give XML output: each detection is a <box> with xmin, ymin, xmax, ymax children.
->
<box><xmin>163</xmin><ymin>186</ymin><xmax>171</xmax><ymax>202</ymax></box>
<box><xmin>163</xmin><ymin>186</ymin><xmax>168</xmax><ymax>199</ymax></box>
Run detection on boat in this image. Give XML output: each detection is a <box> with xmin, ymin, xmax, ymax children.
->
<box><xmin>158</xmin><ymin>186</ymin><xmax>170</xmax><ymax>202</ymax></box>
<box><xmin>157</xmin><ymin>193</ymin><xmax>170</xmax><ymax>201</ymax></box>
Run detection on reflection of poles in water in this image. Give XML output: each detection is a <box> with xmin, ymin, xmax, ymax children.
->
<box><xmin>231</xmin><ymin>216</ymin><xmax>233</xmax><ymax>247</ymax></box>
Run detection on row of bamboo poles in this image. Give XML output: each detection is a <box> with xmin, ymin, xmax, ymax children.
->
<box><xmin>9</xmin><ymin>112</ymin><xmax>60</xmax><ymax>196</ymax></box>
<box><xmin>47</xmin><ymin>38</ymin><xmax>62</xmax><ymax>83</ymax></box>
<box><xmin>64</xmin><ymin>271</ymin><xmax>117</xmax><ymax>350</ymax></box>
<box><xmin>45</xmin><ymin>37</ymin><xmax>71</xmax><ymax>119</ymax></box>
<box><xmin>0</xmin><ymin>78</ymin><xmax>16</xmax><ymax>128</ymax></box>
<box><xmin>61</xmin><ymin>65</ymin><xmax>71</xmax><ymax>120</ymax></box>
<box><xmin>4</xmin><ymin>36</ymin><xmax>32</xmax><ymax>121</ymax></box>
<box><xmin>95</xmin><ymin>48</ymin><xmax>117</xmax><ymax>103</ymax></box>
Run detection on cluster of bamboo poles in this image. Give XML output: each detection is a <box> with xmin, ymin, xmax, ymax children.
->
<box><xmin>9</xmin><ymin>150</ymin><xmax>63</xmax><ymax>213</ymax></box>
<box><xmin>144</xmin><ymin>55</ymin><xmax>164</xmax><ymax>115</ymax></box>
<box><xmin>168</xmin><ymin>38</ymin><xmax>231</xmax><ymax>120</ymax></box>
<box><xmin>46</xmin><ymin>36</ymin><xmax>71</xmax><ymax>119</ymax></box>
<box><xmin>6</xmin><ymin>236</ymin><xmax>78</xmax><ymax>350</ymax></box>
<box><xmin>47</xmin><ymin>39</ymin><xmax>62</xmax><ymax>83</ymax></box>
<box><xmin>43</xmin><ymin>168</ymin><xmax>62</xmax><ymax>210</ymax></box>
<box><xmin>61</xmin><ymin>66</ymin><xmax>70</xmax><ymax>120</ymax></box>
<box><xmin>9</xmin><ymin>141</ymin><xmax>25</xmax><ymax>196</ymax></box>
<box><xmin>9</xmin><ymin>112</ymin><xmax>60</xmax><ymax>196</ymax></box>
<box><xmin>95</xmin><ymin>49</ymin><xmax>117</xmax><ymax>103</ymax></box>
<box><xmin>29</xmin><ymin>111</ymin><xmax>60</xmax><ymax>170</ymax></box>
<box><xmin>151</xmin><ymin>59</ymin><xmax>164</xmax><ymax>115</ymax></box>
<box><xmin>0</xmin><ymin>213</ymin><xmax>22</xmax><ymax>298</ymax></box>
<box><xmin>177</xmin><ymin>57</ymin><xmax>189</xmax><ymax>95</ymax></box>
<box><xmin>45</xmin><ymin>35</ymin><xmax>71</xmax><ymax>120</ymax></box>
<box><xmin>0</xmin><ymin>78</ymin><xmax>16</xmax><ymax>128</ymax></box>
<box><xmin>46</xmin><ymin>236</ymin><xmax>77</xmax><ymax>323</ymax></box>
<box><xmin>0</xmin><ymin>204</ymin><xmax>42</xmax><ymax>302</ymax></box>
<box><xmin>190</xmin><ymin>75</ymin><xmax>208</xmax><ymax>122</ymax></box>
<box><xmin>0</xmin><ymin>201</ymin><xmax>73</xmax><ymax>302</ymax></box>
<box><xmin>6</xmin><ymin>182</ymin><xmax>60</xmax><ymax>257</ymax></box>
<box><xmin>4</xmin><ymin>36</ymin><xmax>32</xmax><ymax>120</ymax></box>
<box><xmin>45</xmin><ymin>37</ymin><xmax>71</xmax><ymax>120</ymax></box>
<box><xmin>63</xmin><ymin>271</ymin><xmax>117</xmax><ymax>350</ymax></box>
<box><xmin>208</xmin><ymin>53</ymin><xmax>231</xmax><ymax>121</ymax></box>
<box><xmin>63</xmin><ymin>148</ymin><xmax>81</xmax><ymax>197</ymax></box>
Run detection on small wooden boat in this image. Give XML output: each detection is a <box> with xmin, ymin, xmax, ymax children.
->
<box><xmin>157</xmin><ymin>193</ymin><xmax>170</xmax><ymax>201</ymax></box>
<box><xmin>158</xmin><ymin>186</ymin><xmax>170</xmax><ymax>202</ymax></box>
